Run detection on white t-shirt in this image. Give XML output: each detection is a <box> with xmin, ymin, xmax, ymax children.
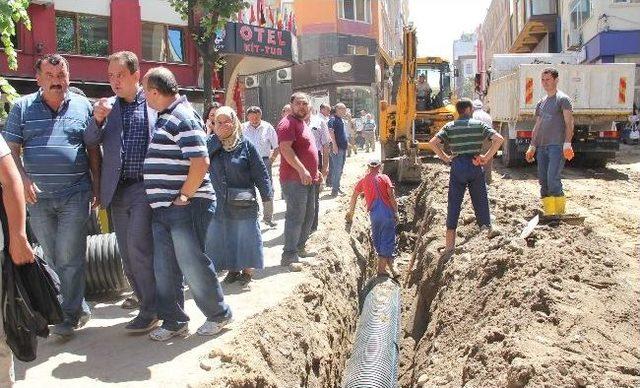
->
<box><xmin>241</xmin><ymin>120</ymin><xmax>278</xmax><ymax>158</ymax></box>
<box><xmin>0</xmin><ymin>134</ymin><xmax>10</xmax><ymax>158</ymax></box>
<box><xmin>472</xmin><ymin>109</ymin><xmax>493</xmax><ymax>127</ymax></box>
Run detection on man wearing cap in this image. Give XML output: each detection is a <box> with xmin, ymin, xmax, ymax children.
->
<box><xmin>472</xmin><ymin>99</ymin><xmax>494</xmax><ymax>184</ymax></box>
<box><xmin>345</xmin><ymin>158</ymin><xmax>399</xmax><ymax>277</ymax></box>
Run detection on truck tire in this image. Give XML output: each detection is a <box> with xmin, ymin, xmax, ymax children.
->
<box><xmin>85</xmin><ymin>233</ymin><xmax>130</xmax><ymax>297</ymax></box>
<box><xmin>500</xmin><ymin>128</ymin><xmax>523</xmax><ymax>167</ymax></box>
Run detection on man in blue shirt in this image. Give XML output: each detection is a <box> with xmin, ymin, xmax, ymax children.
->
<box><xmin>4</xmin><ymin>54</ymin><xmax>99</xmax><ymax>337</ymax></box>
<box><xmin>142</xmin><ymin>67</ymin><xmax>231</xmax><ymax>341</ymax></box>
<box><xmin>328</xmin><ymin>103</ymin><xmax>349</xmax><ymax>196</ymax></box>
<box><xmin>85</xmin><ymin>51</ymin><xmax>158</xmax><ymax>332</ymax></box>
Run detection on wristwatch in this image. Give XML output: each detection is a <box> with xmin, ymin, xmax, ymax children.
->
<box><xmin>175</xmin><ymin>192</ymin><xmax>190</xmax><ymax>203</ymax></box>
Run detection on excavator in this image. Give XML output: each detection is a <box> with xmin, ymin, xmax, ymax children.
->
<box><xmin>379</xmin><ymin>24</ymin><xmax>457</xmax><ymax>182</ymax></box>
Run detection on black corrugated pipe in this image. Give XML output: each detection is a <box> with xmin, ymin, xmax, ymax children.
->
<box><xmin>342</xmin><ymin>276</ymin><xmax>402</xmax><ymax>388</ymax></box>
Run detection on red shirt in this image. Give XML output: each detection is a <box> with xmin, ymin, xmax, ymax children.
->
<box><xmin>277</xmin><ymin>114</ymin><xmax>319</xmax><ymax>183</ymax></box>
<box><xmin>354</xmin><ymin>172</ymin><xmax>394</xmax><ymax>211</ymax></box>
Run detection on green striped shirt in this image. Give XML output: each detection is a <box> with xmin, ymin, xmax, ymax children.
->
<box><xmin>435</xmin><ymin>118</ymin><xmax>496</xmax><ymax>156</ymax></box>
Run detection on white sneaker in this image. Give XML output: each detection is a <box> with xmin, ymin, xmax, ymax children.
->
<box><xmin>149</xmin><ymin>325</ymin><xmax>189</xmax><ymax>341</ymax></box>
<box><xmin>197</xmin><ymin>317</ymin><xmax>233</xmax><ymax>336</ymax></box>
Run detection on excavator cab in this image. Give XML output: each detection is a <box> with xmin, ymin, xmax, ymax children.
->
<box><xmin>379</xmin><ymin>25</ymin><xmax>457</xmax><ymax>182</ymax></box>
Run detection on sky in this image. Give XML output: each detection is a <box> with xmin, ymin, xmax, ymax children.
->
<box><xmin>408</xmin><ymin>0</ymin><xmax>493</xmax><ymax>62</ymax></box>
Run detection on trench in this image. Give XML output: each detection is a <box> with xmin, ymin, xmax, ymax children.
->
<box><xmin>202</xmin><ymin>166</ymin><xmax>456</xmax><ymax>387</ymax></box>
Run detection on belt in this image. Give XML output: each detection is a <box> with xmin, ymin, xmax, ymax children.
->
<box><xmin>120</xmin><ymin>176</ymin><xmax>143</xmax><ymax>185</ymax></box>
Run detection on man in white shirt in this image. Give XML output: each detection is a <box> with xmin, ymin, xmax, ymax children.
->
<box><xmin>472</xmin><ymin>99</ymin><xmax>494</xmax><ymax>184</ymax></box>
<box><xmin>242</xmin><ymin>106</ymin><xmax>279</xmax><ymax>227</ymax></box>
<box><xmin>308</xmin><ymin>111</ymin><xmax>330</xmax><ymax>232</ymax></box>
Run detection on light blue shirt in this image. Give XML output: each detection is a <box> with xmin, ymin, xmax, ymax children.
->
<box><xmin>3</xmin><ymin>90</ymin><xmax>93</xmax><ymax>198</ymax></box>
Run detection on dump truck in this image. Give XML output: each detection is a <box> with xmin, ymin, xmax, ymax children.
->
<box><xmin>485</xmin><ymin>54</ymin><xmax>636</xmax><ymax>167</ymax></box>
<box><xmin>379</xmin><ymin>25</ymin><xmax>457</xmax><ymax>182</ymax></box>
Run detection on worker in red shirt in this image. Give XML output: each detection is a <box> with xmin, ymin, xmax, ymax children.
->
<box><xmin>345</xmin><ymin>159</ymin><xmax>399</xmax><ymax>277</ymax></box>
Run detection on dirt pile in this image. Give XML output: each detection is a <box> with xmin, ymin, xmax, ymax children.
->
<box><xmin>398</xmin><ymin>162</ymin><xmax>640</xmax><ymax>387</ymax></box>
<box><xmin>196</xmin><ymin>200</ymin><xmax>379</xmax><ymax>388</ymax></box>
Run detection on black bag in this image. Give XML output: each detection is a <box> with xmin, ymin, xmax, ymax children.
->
<box><xmin>16</xmin><ymin>257</ymin><xmax>63</xmax><ymax>326</ymax></box>
<box><xmin>2</xmin><ymin>254</ymin><xmax>63</xmax><ymax>362</ymax></box>
<box><xmin>2</xmin><ymin>256</ymin><xmax>45</xmax><ymax>362</ymax></box>
<box><xmin>226</xmin><ymin>187</ymin><xmax>257</xmax><ymax>208</ymax></box>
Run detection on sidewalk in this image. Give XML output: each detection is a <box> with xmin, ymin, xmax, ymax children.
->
<box><xmin>15</xmin><ymin>149</ymin><xmax>374</xmax><ymax>387</ymax></box>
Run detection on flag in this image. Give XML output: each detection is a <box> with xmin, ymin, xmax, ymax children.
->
<box><xmin>276</xmin><ymin>9</ymin><xmax>283</xmax><ymax>30</ymax></box>
<box><xmin>259</xmin><ymin>3</ymin><xmax>267</xmax><ymax>27</ymax></box>
<box><xmin>249</xmin><ymin>5</ymin><xmax>256</xmax><ymax>25</ymax></box>
<box><xmin>292</xmin><ymin>14</ymin><xmax>297</xmax><ymax>35</ymax></box>
<box><xmin>282</xmin><ymin>9</ymin><xmax>288</xmax><ymax>30</ymax></box>
<box><xmin>287</xmin><ymin>12</ymin><xmax>293</xmax><ymax>32</ymax></box>
<box><xmin>268</xmin><ymin>6</ymin><xmax>275</xmax><ymax>28</ymax></box>
<box><xmin>237</xmin><ymin>9</ymin><xmax>244</xmax><ymax>24</ymax></box>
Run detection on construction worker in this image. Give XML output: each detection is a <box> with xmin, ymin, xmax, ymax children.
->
<box><xmin>525</xmin><ymin>68</ymin><xmax>574</xmax><ymax>217</ymax></box>
<box><xmin>428</xmin><ymin>98</ymin><xmax>504</xmax><ymax>253</ymax></box>
<box><xmin>345</xmin><ymin>158</ymin><xmax>399</xmax><ymax>277</ymax></box>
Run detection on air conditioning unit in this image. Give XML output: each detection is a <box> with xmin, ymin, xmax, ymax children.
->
<box><xmin>276</xmin><ymin>67</ymin><xmax>292</xmax><ymax>83</ymax></box>
<box><xmin>244</xmin><ymin>75</ymin><xmax>259</xmax><ymax>89</ymax></box>
<box><xmin>567</xmin><ymin>30</ymin><xmax>582</xmax><ymax>50</ymax></box>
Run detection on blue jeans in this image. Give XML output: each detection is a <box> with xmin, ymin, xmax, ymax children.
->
<box><xmin>446</xmin><ymin>156</ymin><xmax>491</xmax><ymax>230</ymax></box>
<box><xmin>281</xmin><ymin>181</ymin><xmax>316</xmax><ymax>260</ymax></box>
<box><xmin>330</xmin><ymin>148</ymin><xmax>347</xmax><ymax>193</ymax></box>
<box><xmin>536</xmin><ymin>144</ymin><xmax>565</xmax><ymax>197</ymax></box>
<box><xmin>28</xmin><ymin>189</ymin><xmax>92</xmax><ymax>323</ymax></box>
<box><xmin>152</xmin><ymin>198</ymin><xmax>230</xmax><ymax>331</ymax></box>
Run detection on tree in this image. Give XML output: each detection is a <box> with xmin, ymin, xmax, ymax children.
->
<box><xmin>0</xmin><ymin>0</ymin><xmax>31</xmax><ymax>117</ymax></box>
<box><xmin>169</xmin><ymin>0</ymin><xmax>248</xmax><ymax>113</ymax></box>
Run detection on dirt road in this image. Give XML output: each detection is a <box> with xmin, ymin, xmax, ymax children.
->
<box><xmin>14</xmin><ymin>149</ymin><xmax>376</xmax><ymax>387</ymax></box>
<box><xmin>400</xmin><ymin>144</ymin><xmax>640</xmax><ymax>387</ymax></box>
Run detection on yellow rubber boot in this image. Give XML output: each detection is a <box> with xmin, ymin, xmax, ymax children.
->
<box><xmin>542</xmin><ymin>197</ymin><xmax>556</xmax><ymax>217</ymax></box>
<box><xmin>555</xmin><ymin>195</ymin><xmax>566</xmax><ymax>215</ymax></box>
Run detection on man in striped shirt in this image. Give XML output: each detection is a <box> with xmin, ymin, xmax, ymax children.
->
<box><xmin>142</xmin><ymin>67</ymin><xmax>231</xmax><ymax>341</ymax></box>
<box><xmin>429</xmin><ymin>98</ymin><xmax>504</xmax><ymax>254</ymax></box>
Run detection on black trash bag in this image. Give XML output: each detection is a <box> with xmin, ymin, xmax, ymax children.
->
<box><xmin>15</xmin><ymin>257</ymin><xmax>63</xmax><ymax>327</ymax></box>
<box><xmin>1</xmin><ymin>256</ymin><xmax>46</xmax><ymax>362</ymax></box>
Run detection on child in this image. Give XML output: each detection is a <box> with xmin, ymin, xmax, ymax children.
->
<box><xmin>345</xmin><ymin>159</ymin><xmax>399</xmax><ymax>277</ymax></box>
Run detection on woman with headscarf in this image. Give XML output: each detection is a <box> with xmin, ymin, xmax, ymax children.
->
<box><xmin>206</xmin><ymin>106</ymin><xmax>272</xmax><ymax>289</ymax></box>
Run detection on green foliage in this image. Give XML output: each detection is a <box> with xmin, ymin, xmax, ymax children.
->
<box><xmin>168</xmin><ymin>0</ymin><xmax>248</xmax><ymax>109</ymax></box>
<box><xmin>0</xmin><ymin>0</ymin><xmax>31</xmax><ymax>117</ymax></box>
<box><xmin>169</xmin><ymin>0</ymin><xmax>248</xmax><ymax>45</ymax></box>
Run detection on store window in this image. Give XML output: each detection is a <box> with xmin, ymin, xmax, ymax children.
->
<box><xmin>336</xmin><ymin>86</ymin><xmax>375</xmax><ymax>120</ymax></box>
<box><xmin>142</xmin><ymin>23</ymin><xmax>185</xmax><ymax>63</ymax></box>
<box><xmin>338</xmin><ymin>0</ymin><xmax>372</xmax><ymax>23</ymax></box>
<box><xmin>347</xmin><ymin>45</ymin><xmax>369</xmax><ymax>55</ymax></box>
<box><xmin>569</xmin><ymin>0</ymin><xmax>592</xmax><ymax>30</ymax></box>
<box><xmin>56</xmin><ymin>12</ymin><xmax>109</xmax><ymax>57</ymax></box>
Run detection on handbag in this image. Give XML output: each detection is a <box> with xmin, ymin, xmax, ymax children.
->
<box><xmin>220</xmin><ymin>142</ymin><xmax>257</xmax><ymax>208</ymax></box>
<box><xmin>226</xmin><ymin>187</ymin><xmax>257</xmax><ymax>208</ymax></box>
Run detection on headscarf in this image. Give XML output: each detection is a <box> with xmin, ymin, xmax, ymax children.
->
<box><xmin>214</xmin><ymin>106</ymin><xmax>243</xmax><ymax>151</ymax></box>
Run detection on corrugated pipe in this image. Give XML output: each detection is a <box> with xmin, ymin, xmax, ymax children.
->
<box><xmin>342</xmin><ymin>276</ymin><xmax>402</xmax><ymax>388</ymax></box>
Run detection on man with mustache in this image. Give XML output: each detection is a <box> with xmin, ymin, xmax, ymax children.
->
<box><xmin>3</xmin><ymin>54</ymin><xmax>100</xmax><ymax>337</ymax></box>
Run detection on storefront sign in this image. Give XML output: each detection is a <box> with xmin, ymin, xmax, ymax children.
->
<box><xmin>222</xmin><ymin>22</ymin><xmax>294</xmax><ymax>62</ymax></box>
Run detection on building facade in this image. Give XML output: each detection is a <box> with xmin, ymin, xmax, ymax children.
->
<box><xmin>0</xmin><ymin>0</ymin><xmax>204</xmax><ymax>106</ymax></box>
<box><xmin>560</xmin><ymin>0</ymin><xmax>640</xmax><ymax>107</ymax></box>
<box><xmin>292</xmin><ymin>0</ymin><xmax>406</xmax><ymax>120</ymax></box>
<box><xmin>452</xmin><ymin>32</ymin><xmax>478</xmax><ymax>99</ymax></box>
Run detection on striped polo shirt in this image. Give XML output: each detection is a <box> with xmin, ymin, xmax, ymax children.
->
<box><xmin>143</xmin><ymin>95</ymin><xmax>215</xmax><ymax>209</ymax></box>
<box><xmin>3</xmin><ymin>90</ymin><xmax>93</xmax><ymax>198</ymax></box>
<box><xmin>435</xmin><ymin>118</ymin><xmax>497</xmax><ymax>156</ymax></box>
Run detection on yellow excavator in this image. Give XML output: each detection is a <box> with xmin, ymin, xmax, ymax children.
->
<box><xmin>379</xmin><ymin>24</ymin><xmax>457</xmax><ymax>182</ymax></box>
